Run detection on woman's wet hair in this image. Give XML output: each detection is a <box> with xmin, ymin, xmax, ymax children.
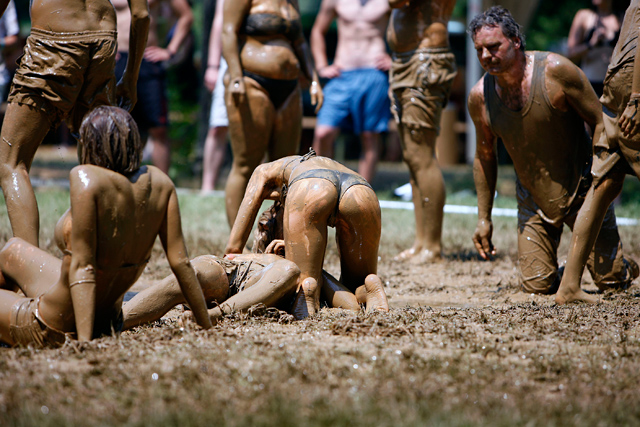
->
<box><xmin>468</xmin><ymin>6</ymin><xmax>526</xmax><ymax>52</ymax></box>
<box><xmin>252</xmin><ymin>201</ymin><xmax>284</xmax><ymax>254</ymax></box>
<box><xmin>79</xmin><ymin>106</ymin><xmax>142</xmax><ymax>174</ymax></box>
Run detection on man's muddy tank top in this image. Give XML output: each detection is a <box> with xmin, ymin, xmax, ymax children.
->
<box><xmin>484</xmin><ymin>51</ymin><xmax>591</xmax><ymax>224</ymax></box>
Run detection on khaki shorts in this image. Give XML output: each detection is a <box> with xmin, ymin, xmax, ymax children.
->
<box><xmin>389</xmin><ymin>48</ymin><xmax>457</xmax><ymax>133</ymax></box>
<box><xmin>516</xmin><ymin>180</ymin><xmax>631</xmax><ymax>294</ymax></box>
<box><xmin>9</xmin><ymin>297</ymin><xmax>70</xmax><ymax>348</ymax></box>
<box><xmin>8</xmin><ymin>28</ymin><xmax>117</xmax><ymax>133</ymax></box>
<box><xmin>592</xmin><ymin>64</ymin><xmax>640</xmax><ymax>186</ymax></box>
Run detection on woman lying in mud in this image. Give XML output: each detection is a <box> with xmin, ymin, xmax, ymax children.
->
<box><xmin>0</xmin><ymin>107</ymin><xmax>211</xmax><ymax>347</ymax></box>
<box><xmin>123</xmin><ymin>203</ymin><xmax>388</xmax><ymax>328</ymax></box>
<box><xmin>225</xmin><ymin>151</ymin><xmax>384</xmax><ymax>318</ymax></box>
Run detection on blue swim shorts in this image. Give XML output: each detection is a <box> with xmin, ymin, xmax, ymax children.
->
<box><xmin>316</xmin><ymin>68</ymin><xmax>390</xmax><ymax>134</ymax></box>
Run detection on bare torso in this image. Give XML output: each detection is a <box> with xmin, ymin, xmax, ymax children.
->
<box><xmin>236</xmin><ymin>0</ymin><xmax>303</xmax><ymax>79</ymax></box>
<box><xmin>30</xmin><ymin>0</ymin><xmax>116</xmax><ymax>33</ymax></box>
<box><xmin>387</xmin><ymin>0</ymin><xmax>455</xmax><ymax>53</ymax></box>
<box><xmin>40</xmin><ymin>165</ymin><xmax>176</xmax><ymax>332</ymax></box>
<box><xmin>113</xmin><ymin>0</ymin><xmax>163</xmax><ymax>52</ymax></box>
<box><xmin>333</xmin><ymin>0</ymin><xmax>389</xmax><ymax>70</ymax></box>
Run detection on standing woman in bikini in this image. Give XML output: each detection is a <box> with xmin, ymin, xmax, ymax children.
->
<box><xmin>222</xmin><ymin>0</ymin><xmax>323</xmax><ymax>227</ymax></box>
<box><xmin>225</xmin><ymin>152</ymin><xmax>387</xmax><ymax>318</ymax></box>
<box><xmin>0</xmin><ymin>107</ymin><xmax>211</xmax><ymax>347</ymax></box>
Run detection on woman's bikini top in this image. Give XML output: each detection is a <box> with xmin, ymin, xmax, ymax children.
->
<box><xmin>242</xmin><ymin>13</ymin><xmax>301</xmax><ymax>40</ymax></box>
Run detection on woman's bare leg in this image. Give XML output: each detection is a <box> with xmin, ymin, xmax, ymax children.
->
<box><xmin>208</xmin><ymin>259</ymin><xmax>300</xmax><ymax>321</ymax></box>
<box><xmin>0</xmin><ymin>290</ymin><xmax>24</xmax><ymax>346</ymax></box>
<box><xmin>321</xmin><ymin>271</ymin><xmax>360</xmax><ymax>311</ymax></box>
<box><xmin>335</xmin><ymin>187</ymin><xmax>381</xmax><ymax>287</ymax></box>
<box><xmin>284</xmin><ymin>181</ymin><xmax>336</xmax><ymax>317</ymax></box>
<box><xmin>556</xmin><ymin>176</ymin><xmax>624</xmax><ymax>304</ymax></box>
<box><xmin>0</xmin><ymin>237</ymin><xmax>61</xmax><ymax>297</ymax></box>
<box><xmin>0</xmin><ymin>104</ymin><xmax>54</xmax><ymax>246</ymax></box>
<box><xmin>123</xmin><ymin>255</ymin><xmax>229</xmax><ymax>329</ymax></box>
<box><xmin>269</xmin><ymin>86</ymin><xmax>302</xmax><ymax>160</ymax></box>
<box><xmin>225</xmin><ymin>79</ymin><xmax>276</xmax><ymax>227</ymax></box>
<box><xmin>201</xmin><ymin>126</ymin><xmax>229</xmax><ymax>193</ymax></box>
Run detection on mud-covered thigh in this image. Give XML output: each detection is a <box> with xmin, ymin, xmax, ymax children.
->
<box><xmin>335</xmin><ymin>186</ymin><xmax>381</xmax><ymax>284</ymax></box>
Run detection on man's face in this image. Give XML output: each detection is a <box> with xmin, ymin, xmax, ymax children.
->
<box><xmin>473</xmin><ymin>25</ymin><xmax>520</xmax><ymax>75</ymax></box>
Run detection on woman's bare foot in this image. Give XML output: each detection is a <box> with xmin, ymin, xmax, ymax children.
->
<box><xmin>393</xmin><ymin>246</ymin><xmax>442</xmax><ymax>263</ymax></box>
<box><xmin>555</xmin><ymin>288</ymin><xmax>599</xmax><ymax>305</ymax></box>
<box><xmin>292</xmin><ymin>278</ymin><xmax>319</xmax><ymax>320</ymax></box>
<box><xmin>364</xmin><ymin>274</ymin><xmax>389</xmax><ymax>313</ymax></box>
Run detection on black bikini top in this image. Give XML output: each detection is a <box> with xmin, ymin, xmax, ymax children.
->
<box><xmin>242</xmin><ymin>13</ymin><xmax>302</xmax><ymax>40</ymax></box>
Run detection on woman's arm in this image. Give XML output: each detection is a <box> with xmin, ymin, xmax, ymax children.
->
<box><xmin>222</xmin><ymin>0</ymin><xmax>251</xmax><ymax>100</ymax></box>
<box><xmin>566</xmin><ymin>9</ymin><xmax>590</xmax><ymax>63</ymax></box>
<box><xmin>225</xmin><ymin>163</ymin><xmax>282</xmax><ymax>254</ymax></box>
<box><xmin>67</xmin><ymin>170</ymin><xmax>100</xmax><ymax>342</ymax></box>
<box><xmin>291</xmin><ymin>4</ymin><xmax>324</xmax><ymax>112</ymax></box>
<box><xmin>159</xmin><ymin>188</ymin><xmax>213</xmax><ymax>329</ymax></box>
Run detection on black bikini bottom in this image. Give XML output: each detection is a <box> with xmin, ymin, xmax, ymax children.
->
<box><xmin>243</xmin><ymin>70</ymin><xmax>298</xmax><ymax>109</ymax></box>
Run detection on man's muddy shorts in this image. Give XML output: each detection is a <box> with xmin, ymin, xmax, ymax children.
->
<box><xmin>591</xmin><ymin>64</ymin><xmax>640</xmax><ymax>186</ymax></box>
<box><xmin>516</xmin><ymin>180</ymin><xmax>632</xmax><ymax>294</ymax></box>
<box><xmin>389</xmin><ymin>48</ymin><xmax>457</xmax><ymax>133</ymax></box>
<box><xmin>115</xmin><ymin>54</ymin><xmax>168</xmax><ymax>132</ymax></box>
<box><xmin>8</xmin><ymin>28</ymin><xmax>116</xmax><ymax>133</ymax></box>
<box><xmin>9</xmin><ymin>297</ymin><xmax>69</xmax><ymax>348</ymax></box>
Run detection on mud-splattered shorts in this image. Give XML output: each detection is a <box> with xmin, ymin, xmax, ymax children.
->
<box><xmin>591</xmin><ymin>64</ymin><xmax>640</xmax><ymax>185</ymax></box>
<box><xmin>389</xmin><ymin>48</ymin><xmax>457</xmax><ymax>133</ymax></box>
<box><xmin>9</xmin><ymin>297</ymin><xmax>69</xmax><ymax>348</ymax></box>
<box><xmin>516</xmin><ymin>180</ymin><xmax>632</xmax><ymax>294</ymax></box>
<box><xmin>8</xmin><ymin>28</ymin><xmax>117</xmax><ymax>133</ymax></box>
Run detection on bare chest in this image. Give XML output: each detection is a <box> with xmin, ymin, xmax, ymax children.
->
<box><xmin>336</xmin><ymin>0</ymin><xmax>389</xmax><ymax>24</ymax></box>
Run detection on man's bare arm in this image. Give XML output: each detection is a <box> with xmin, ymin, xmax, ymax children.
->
<box><xmin>117</xmin><ymin>0</ymin><xmax>150</xmax><ymax>111</ymax></box>
<box><xmin>469</xmin><ymin>81</ymin><xmax>498</xmax><ymax>260</ymax></box>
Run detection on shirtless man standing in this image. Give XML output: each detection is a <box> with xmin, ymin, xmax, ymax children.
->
<box><xmin>557</xmin><ymin>1</ymin><xmax>640</xmax><ymax>304</ymax></box>
<box><xmin>387</xmin><ymin>0</ymin><xmax>457</xmax><ymax>262</ymax></box>
<box><xmin>311</xmin><ymin>0</ymin><xmax>391</xmax><ymax>183</ymax></box>
<box><xmin>467</xmin><ymin>6</ymin><xmax>637</xmax><ymax>295</ymax></box>
<box><xmin>0</xmin><ymin>0</ymin><xmax>149</xmax><ymax>246</ymax></box>
<box><xmin>113</xmin><ymin>0</ymin><xmax>193</xmax><ymax>174</ymax></box>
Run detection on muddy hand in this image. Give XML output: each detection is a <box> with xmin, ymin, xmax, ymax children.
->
<box><xmin>619</xmin><ymin>95</ymin><xmax>640</xmax><ymax>138</ymax></box>
<box><xmin>472</xmin><ymin>219</ymin><xmax>496</xmax><ymax>260</ymax></box>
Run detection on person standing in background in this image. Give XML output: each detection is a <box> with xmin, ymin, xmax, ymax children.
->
<box><xmin>387</xmin><ymin>0</ymin><xmax>457</xmax><ymax>263</ymax></box>
<box><xmin>113</xmin><ymin>0</ymin><xmax>193</xmax><ymax>174</ymax></box>
<box><xmin>201</xmin><ymin>0</ymin><xmax>229</xmax><ymax>193</ymax></box>
<box><xmin>567</xmin><ymin>0</ymin><xmax>621</xmax><ymax>96</ymax></box>
<box><xmin>310</xmin><ymin>0</ymin><xmax>391</xmax><ymax>183</ymax></box>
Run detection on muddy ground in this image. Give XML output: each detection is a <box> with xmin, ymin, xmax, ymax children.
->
<box><xmin>1</xmin><ymin>149</ymin><xmax>640</xmax><ymax>426</ymax></box>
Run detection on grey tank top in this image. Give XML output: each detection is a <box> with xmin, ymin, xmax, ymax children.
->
<box><xmin>484</xmin><ymin>51</ymin><xmax>591</xmax><ymax>223</ymax></box>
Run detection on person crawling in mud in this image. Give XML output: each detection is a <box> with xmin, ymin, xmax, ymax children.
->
<box><xmin>557</xmin><ymin>0</ymin><xmax>640</xmax><ymax>304</ymax></box>
<box><xmin>123</xmin><ymin>203</ymin><xmax>389</xmax><ymax>329</ymax></box>
<box><xmin>224</xmin><ymin>151</ymin><xmax>384</xmax><ymax>319</ymax></box>
<box><xmin>0</xmin><ymin>0</ymin><xmax>149</xmax><ymax>247</ymax></box>
<box><xmin>0</xmin><ymin>107</ymin><xmax>211</xmax><ymax>348</ymax></box>
<box><xmin>467</xmin><ymin>6</ymin><xmax>638</xmax><ymax>296</ymax></box>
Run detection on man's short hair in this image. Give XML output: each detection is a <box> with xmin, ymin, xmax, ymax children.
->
<box><xmin>467</xmin><ymin>6</ymin><xmax>526</xmax><ymax>51</ymax></box>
